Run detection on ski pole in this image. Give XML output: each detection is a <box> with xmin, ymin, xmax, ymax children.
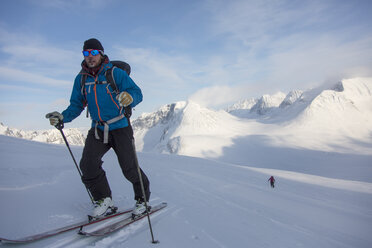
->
<box><xmin>131</xmin><ymin>138</ymin><xmax>159</xmax><ymax>244</ymax></box>
<box><xmin>55</xmin><ymin>122</ymin><xmax>95</xmax><ymax>204</ymax></box>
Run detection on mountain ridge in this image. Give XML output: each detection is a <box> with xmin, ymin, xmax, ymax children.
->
<box><xmin>0</xmin><ymin>123</ymin><xmax>87</xmax><ymax>146</ymax></box>
<box><xmin>1</xmin><ymin>77</ymin><xmax>371</xmax><ymax>155</ymax></box>
<box><xmin>133</xmin><ymin>77</ymin><xmax>372</xmax><ymax>155</ymax></box>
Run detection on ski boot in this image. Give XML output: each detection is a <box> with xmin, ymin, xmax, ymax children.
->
<box><xmin>132</xmin><ymin>199</ymin><xmax>151</xmax><ymax>219</ymax></box>
<box><xmin>88</xmin><ymin>197</ymin><xmax>117</xmax><ymax>221</ymax></box>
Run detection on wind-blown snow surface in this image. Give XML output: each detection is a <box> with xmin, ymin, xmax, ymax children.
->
<box><xmin>1</xmin><ymin>135</ymin><xmax>372</xmax><ymax>248</ymax></box>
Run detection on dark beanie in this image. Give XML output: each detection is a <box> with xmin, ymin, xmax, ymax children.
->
<box><xmin>83</xmin><ymin>38</ymin><xmax>104</xmax><ymax>51</ymax></box>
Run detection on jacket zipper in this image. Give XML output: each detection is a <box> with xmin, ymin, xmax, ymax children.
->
<box><xmin>93</xmin><ymin>84</ymin><xmax>103</xmax><ymax>122</ymax></box>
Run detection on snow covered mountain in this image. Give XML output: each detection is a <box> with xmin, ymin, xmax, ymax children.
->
<box><xmin>133</xmin><ymin>101</ymin><xmax>251</xmax><ymax>157</ymax></box>
<box><xmin>132</xmin><ymin>77</ymin><xmax>372</xmax><ymax>156</ymax></box>
<box><xmin>289</xmin><ymin>78</ymin><xmax>372</xmax><ymax>130</ymax></box>
<box><xmin>2</xmin><ymin>77</ymin><xmax>372</xmax><ymax>157</ymax></box>
<box><xmin>227</xmin><ymin>91</ymin><xmax>287</xmax><ymax>117</ymax></box>
<box><xmin>0</xmin><ymin>123</ymin><xmax>87</xmax><ymax>146</ymax></box>
<box><xmin>227</xmin><ymin>77</ymin><xmax>372</xmax><ymax>127</ymax></box>
<box><xmin>268</xmin><ymin>77</ymin><xmax>372</xmax><ymax>153</ymax></box>
<box><xmin>279</xmin><ymin>89</ymin><xmax>304</xmax><ymax>108</ymax></box>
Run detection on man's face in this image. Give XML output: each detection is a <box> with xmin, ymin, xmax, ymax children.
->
<box><xmin>84</xmin><ymin>49</ymin><xmax>102</xmax><ymax>68</ymax></box>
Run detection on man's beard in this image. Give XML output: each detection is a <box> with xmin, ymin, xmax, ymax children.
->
<box><xmin>87</xmin><ymin>59</ymin><xmax>98</xmax><ymax>68</ymax></box>
<box><xmin>86</xmin><ymin>57</ymin><xmax>102</xmax><ymax>68</ymax></box>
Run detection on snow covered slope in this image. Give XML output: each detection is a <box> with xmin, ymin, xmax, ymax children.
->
<box><xmin>236</xmin><ymin>91</ymin><xmax>286</xmax><ymax>116</ymax></box>
<box><xmin>132</xmin><ymin>78</ymin><xmax>372</xmax><ymax>157</ymax></box>
<box><xmin>227</xmin><ymin>77</ymin><xmax>372</xmax><ymax>127</ymax></box>
<box><xmin>0</xmin><ymin>135</ymin><xmax>371</xmax><ymax>248</ymax></box>
<box><xmin>133</xmin><ymin>101</ymin><xmax>246</xmax><ymax>157</ymax></box>
<box><xmin>288</xmin><ymin>78</ymin><xmax>372</xmax><ymax>132</ymax></box>
<box><xmin>276</xmin><ymin>77</ymin><xmax>372</xmax><ymax>153</ymax></box>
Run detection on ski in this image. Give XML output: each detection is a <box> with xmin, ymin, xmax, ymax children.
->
<box><xmin>0</xmin><ymin>206</ymin><xmax>133</xmax><ymax>244</ymax></box>
<box><xmin>78</xmin><ymin>202</ymin><xmax>167</xmax><ymax>237</ymax></box>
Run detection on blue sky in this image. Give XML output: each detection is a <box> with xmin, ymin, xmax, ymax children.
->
<box><xmin>0</xmin><ymin>0</ymin><xmax>371</xmax><ymax>130</ymax></box>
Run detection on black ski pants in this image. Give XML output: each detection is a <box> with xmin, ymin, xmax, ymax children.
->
<box><xmin>79</xmin><ymin>126</ymin><xmax>150</xmax><ymax>202</ymax></box>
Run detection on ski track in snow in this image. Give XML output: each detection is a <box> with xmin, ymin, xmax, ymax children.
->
<box><xmin>0</xmin><ymin>183</ymin><xmax>53</xmax><ymax>191</ymax></box>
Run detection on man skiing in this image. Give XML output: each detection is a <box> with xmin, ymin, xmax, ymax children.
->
<box><xmin>46</xmin><ymin>38</ymin><xmax>150</xmax><ymax>218</ymax></box>
<box><xmin>268</xmin><ymin>176</ymin><xmax>275</xmax><ymax>188</ymax></box>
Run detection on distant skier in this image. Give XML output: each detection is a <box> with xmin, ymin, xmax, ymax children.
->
<box><xmin>268</xmin><ymin>176</ymin><xmax>275</xmax><ymax>188</ymax></box>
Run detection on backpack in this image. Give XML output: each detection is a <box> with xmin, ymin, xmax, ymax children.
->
<box><xmin>80</xmin><ymin>60</ymin><xmax>132</xmax><ymax>119</ymax></box>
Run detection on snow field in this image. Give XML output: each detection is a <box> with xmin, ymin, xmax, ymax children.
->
<box><xmin>1</xmin><ymin>135</ymin><xmax>371</xmax><ymax>247</ymax></box>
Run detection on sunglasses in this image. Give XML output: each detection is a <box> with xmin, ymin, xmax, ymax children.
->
<box><xmin>82</xmin><ymin>50</ymin><xmax>102</xmax><ymax>57</ymax></box>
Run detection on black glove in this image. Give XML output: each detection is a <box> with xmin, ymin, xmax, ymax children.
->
<box><xmin>45</xmin><ymin>111</ymin><xmax>63</xmax><ymax>127</ymax></box>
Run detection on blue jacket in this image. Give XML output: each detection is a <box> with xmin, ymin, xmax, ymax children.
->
<box><xmin>62</xmin><ymin>60</ymin><xmax>142</xmax><ymax>131</ymax></box>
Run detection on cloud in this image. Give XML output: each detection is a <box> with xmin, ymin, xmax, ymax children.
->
<box><xmin>0</xmin><ymin>30</ymin><xmax>80</xmax><ymax>77</ymax></box>
<box><xmin>49</xmin><ymin>98</ymin><xmax>70</xmax><ymax>109</ymax></box>
<box><xmin>188</xmin><ymin>84</ymin><xmax>255</xmax><ymax>108</ymax></box>
<box><xmin>0</xmin><ymin>67</ymin><xmax>71</xmax><ymax>87</ymax></box>
<box><xmin>184</xmin><ymin>0</ymin><xmax>372</xmax><ymax>108</ymax></box>
<box><xmin>198</xmin><ymin>0</ymin><xmax>372</xmax><ymax>92</ymax></box>
<box><xmin>265</xmin><ymin>35</ymin><xmax>372</xmax><ymax>88</ymax></box>
<box><xmin>0</xmin><ymin>83</ymin><xmax>53</xmax><ymax>93</ymax></box>
<box><xmin>0</xmin><ymin>99</ymin><xmax>85</xmax><ymax>130</ymax></box>
<box><xmin>3</xmin><ymin>44</ymin><xmax>79</xmax><ymax>68</ymax></box>
<box><xmin>205</xmin><ymin>0</ymin><xmax>354</xmax><ymax>44</ymax></box>
<box><xmin>28</xmin><ymin>0</ymin><xmax>110</xmax><ymax>10</ymax></box>
<box><xmin>188</xmin><ymin>31</ymin><xmax>372</xmax><ymax>108</ymax></box>
<box><xmin>112</xmin><ymin>46</ymin><xmax>259</xmax><ymax>112</ymax></box>
<box><xmin>113</xmin><ymin>46</ymin><xmax>201</xmax><ymax>90</ymax></box>
<box><xmin>0</xmin><ymin>27</ymin><xmax>80</xmax><ymax>88</ymax></box>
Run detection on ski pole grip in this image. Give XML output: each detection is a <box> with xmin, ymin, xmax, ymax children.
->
<box><xmin>55</xmin><ymin>120</ymin><xmax>64</xmax><ymax>130</ymax></box>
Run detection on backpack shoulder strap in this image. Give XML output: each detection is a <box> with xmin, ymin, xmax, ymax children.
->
<box><xmin>105</xmin><ymin>66</ymin><xmax>119</xmax><ymax>94</ymax></box>
<box><xmin>105</xmin><ymin>66</ymin><xmax>132</xmax><ymax>119</ymax></box>
<box><xmin>78</xmin><ymin>72</ymin><xmax>89</xmax><ymax>118</ymax></box>
<box><xmin>80</xmin><ymin>73</ymin><xmax>88</xmax><ymax>96</ymax></box>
